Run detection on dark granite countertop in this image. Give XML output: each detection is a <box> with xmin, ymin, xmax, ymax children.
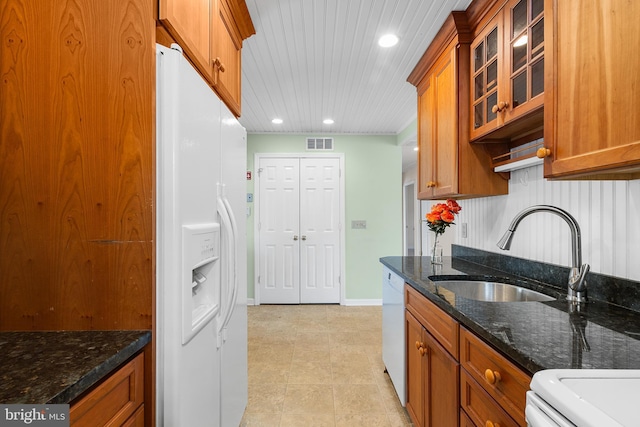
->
<box><xmin>381</xmin><ymin>255</ymin><xmax>640</xmax><ymax>376</ymax></box>
<box><xmin>0</xmin><ymin>330</ymin><xmax>151</xmax><ymax>404</ymax></box>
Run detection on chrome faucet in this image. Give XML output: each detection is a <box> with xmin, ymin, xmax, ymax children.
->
<box><xmin>497</xmin><ymin>205</ymin><xmax>590</xmax><ymax>303</ymax></box>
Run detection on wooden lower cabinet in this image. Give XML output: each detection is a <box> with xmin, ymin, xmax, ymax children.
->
<box><xmin>460</xmin><ymin>409</ymin><xmax>476</xmax><ymax>427</ymax></box>
<box><xmin>122</xmin><ymin>406</ymin><xmax>145</xmax><ymax>427</ymax></box>
<box><xmin>460</xmin><ymin>328</ymin><xmax>530</xmax><ymax>425</ymax></box>
<box><xmin>405</xmin><ymin>285</ymin><xmax>531</xmax><ymax>427</ymax></box>
<box><xmin>405</xmin><ymin>286</ymin><xmax>460</xmax><ymax>427</ymax></box>
<box><xmin>70</xmin><ymin>353</ymin><xmax>144</xmax><ymax>427</ymax></box>
<box><xmin>460</xmin><ymin>370</ymin><xmax>519</xmax><ymax>427</ymax></box>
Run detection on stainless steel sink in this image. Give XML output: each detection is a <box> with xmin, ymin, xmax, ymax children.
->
<box><xmin>435</xmin><ymin>280</ymin><xmax>555</xmax><ymax>302</ymax></box>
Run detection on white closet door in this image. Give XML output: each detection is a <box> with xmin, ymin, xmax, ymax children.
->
<box><xmin>257</xmin><ymin>156</ymin><xmax>342</xmax><ymax>304</ymax></box>
<box><xmin>258</xmin><ymin>158</ymin><xmax>300</xmax><ymax>304</ymax></box>
<box><xmin>299</xmin><ymin>158</ymin><xmax>341</xmax><ymax>303</ymax></box>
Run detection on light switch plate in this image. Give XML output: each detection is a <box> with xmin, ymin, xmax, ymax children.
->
<box><xmin>351</xmin><ymin>220</ymin><xmax>366</xmax><ymax>229</ymax></box>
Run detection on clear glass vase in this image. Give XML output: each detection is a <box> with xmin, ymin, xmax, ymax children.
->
<box><xmin>431</xmin><ymin>234</ymin><xmax>443</xmax><ymax>264</ymax></box>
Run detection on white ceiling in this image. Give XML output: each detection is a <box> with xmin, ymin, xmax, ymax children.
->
<box><xmin>239</xmin><ymin>0</ymin><xmax>472</xmax><ymax>137</ymax></box>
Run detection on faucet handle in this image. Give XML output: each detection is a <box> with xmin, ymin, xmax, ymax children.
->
<box><xmin>569</xmin><ymin>263</ymin><xmax>590</xmax><ymax>291</ymax></box>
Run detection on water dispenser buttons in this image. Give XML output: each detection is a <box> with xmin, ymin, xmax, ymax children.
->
<box><xmin>181</xmin><ymin>223</ymin><xmax>221</xmax><ymax>344</ymax></box>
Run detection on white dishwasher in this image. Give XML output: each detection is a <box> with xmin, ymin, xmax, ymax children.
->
<box><xmin>382</xmin><ymin>265</ymin><xmax>406</xmax><ymax>405</ymax></box>
<box><xmin>526</xmin><ymin>369</ymin><xmax>640</xmax><ymax>427</ymax></box>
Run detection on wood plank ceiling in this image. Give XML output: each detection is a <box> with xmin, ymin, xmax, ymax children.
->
<box><xmin>240</xmin><ymin>0</ymin><xmax>472</xmax><ymax>135</ymax></box>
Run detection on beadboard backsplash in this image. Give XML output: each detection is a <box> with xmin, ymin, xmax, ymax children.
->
<box><xmin>455</xmin><ymin>164</ymin><xmax>640</xmax><ymax>281</ymax></box>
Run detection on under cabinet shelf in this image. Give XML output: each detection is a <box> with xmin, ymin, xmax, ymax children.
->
<box><xmin>492</xmin><ymin>140</ymin><xmax>544</xmax><ymax>172</ymax></box>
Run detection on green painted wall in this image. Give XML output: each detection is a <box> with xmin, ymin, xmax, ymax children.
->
<box><xmin>396</xmin><ymin>119</ymin><xmax>417</xmax><ymax>145</ymax></box>
<box><xmin>246</xmin><ymin>133</ymin><xmax>403</xmax><ymax>302</ymax></box>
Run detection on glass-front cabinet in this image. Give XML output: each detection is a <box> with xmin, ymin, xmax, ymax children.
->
<box><xmin>470</xmin><ymin>0</ymin><xmax>544</xmax><ymax>141</ymax></box>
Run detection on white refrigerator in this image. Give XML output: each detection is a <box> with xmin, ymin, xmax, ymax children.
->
<box><xmin>156</xmin><ymin>43</ymin><xmax>248</xmax><ymax>427</ymax></box>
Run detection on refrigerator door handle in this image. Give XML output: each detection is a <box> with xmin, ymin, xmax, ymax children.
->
<box><xmin>221</xmin><ymin>194</ymin><xmax>239</xmax><ymax>334</ymax></box>
<box><xmin>217</xmin><ymin>193</ymin><xmax>235</xmax><ymax>348</ymax></box>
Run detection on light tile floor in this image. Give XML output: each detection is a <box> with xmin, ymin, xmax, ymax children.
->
<box><xmin>240</xmin><ymin>304</ymin><xmax>413</xmax><ymax>427</ymax></box>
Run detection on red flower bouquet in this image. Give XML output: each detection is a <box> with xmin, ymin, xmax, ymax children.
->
<box><xmin>425</xmin><ymin>199</ymin><xmax>461</xmax><ymax>262</ymax></box>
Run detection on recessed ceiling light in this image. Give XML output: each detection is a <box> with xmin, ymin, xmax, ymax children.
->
<box><xmin>413</xmin><ymin>147</ymin><xmax>419</xmax><ymax>152</ymax></box>
<box><xmin>378</xmin><ymin>34</ymin><xmax>399</xmax><ymax>47</ymax></box>
<box><xmin>323</xmin><ymin>119</ymin><xmax>334</xmax><ymax>125</ymax></box>
<box><xmin>272</xmin><ymin>118</ymin><xmax>283</xmax><ymax>124</ymax></box>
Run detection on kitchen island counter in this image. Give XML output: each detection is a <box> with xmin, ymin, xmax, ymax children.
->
<box><xmin>0</xmin><ymin>330</ymin><xmax>151</xmax><ymax>404</ymax></box>
<box><xmin>381</xmin><ymin>255</ymin><xmax>640</xmax><ymax>375</ymax></box>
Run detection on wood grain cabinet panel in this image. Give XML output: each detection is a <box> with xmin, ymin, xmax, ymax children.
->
<box><xmin>542</xmin><ymin>0</ymin><xmax>640</xmax><ymax>179</ymax></box>
<box><xmin>405</xmin><ymin>310</ymin><xmax>460</xmax><ymax>427</ymax></box>
<box><xmin>409</xmin><ymin>12</ymin><xmax>507</xmax><ymax>200</ymax></box>
<box><xmin>122</xmin><ymin>406</ymin><xmax>145</xmax><ymax>427</ymax></box>
<box><xmin>470</xmin><ymin>0</ymin><xmax>545</xmax><ymax>142</ymax></box>
<box><xmin>211</xmin><ymin>0</ymin><xmax>243</xmax><ymax>116</ymax></box>
<box><xmin>403</xmin><ymin>285</ymin><xmax>532</xmax><ymax>427</ymax></box>
<box><xmin>405</xmin><ymin>285</ymin><xmax>459</xmax><ymax>358</ymax></box>
<box><xmin>70</xmin><ymin>353</ymin><xmax>144</xmax><ymax>427</ymax></box>
<box><xmin>405</xmin><ymin>285</ymin><xmax>460</xmax><ymax>427</ymax></box>
<box><xmin>159</xmin><ymin>0</ymin><xmax>212</xmax><ymax>79</ymax></box>
<box><xmin>460</xmin><ymin>369</ymin><xmax>520</xmax><ymax>427</ymax></box>
<box><xmin>460</xmin><ymin>327</ymin><xmax>530</xmax><ymax>426</ymax></box>
<box><xmin>405</xmin><ymin>310</ymin><xmax>426</xmax><ymax>427</ymax></box>
<box><xmin>0</xmin><ymin>0</ymin><xmax>154</xmax><ymax>331</ymax></box>
<box><xmin>158</xmin><ymin>0</ymin><xmax>254</xmax><ymax>116</ymax></box>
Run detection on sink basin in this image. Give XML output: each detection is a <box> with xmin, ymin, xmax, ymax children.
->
<box><xmin>435</xmin><ymin>280</ymin><xmax>555</xmax><ymax>302</ymax></box>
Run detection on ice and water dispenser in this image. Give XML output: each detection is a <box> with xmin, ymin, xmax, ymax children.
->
<box><xmin>181</xmin><ymin>223</ymin><xmax>220</xmax><ymax>344</ymax></box>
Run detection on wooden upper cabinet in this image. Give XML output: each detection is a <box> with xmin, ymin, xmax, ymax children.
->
<box><xmin>159</xmin><ymin>0</ymin><xmax>212</xmax><ymax>79</ymax></box>
<box><xmin>417</xmin><ymin>50</ymin><xmax>457</xmax><ymax>199</ymax></box>
<box><xmin>212</xmin><ymin>0</ymin><xmax>243</xmax><ymax>116</ymax></box>
<box><xmin>470</xmin><ymin>0</ymin><xmax>545</xmax><ymax>142</ymax></box>
<box><xmin>158</xmin><ymin>0</ymin><xmax>255</xmax><ymax>116</ymax></box>
<box><xmin>409</xmin><ymin>12</ymin><xmax>507</xmax><ymax>200</ymax></box>
<box><xmin>541</xmin><ymin>0</ymin><xmax>640</xmax><ymax>179</ymax></box>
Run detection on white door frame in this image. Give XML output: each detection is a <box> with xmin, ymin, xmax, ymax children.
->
<box><xmin>403</xmin><ymin>180</ymin><xmax>419</xmax><ymax>256</ymax></box>
<box><xmin>253</xmin><ymin>153</ymin><xmax>346</xmax><ymax>305</ymax></box>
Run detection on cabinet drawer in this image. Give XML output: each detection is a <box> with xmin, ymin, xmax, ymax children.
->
<box><xmin>460</xmin><ymin>328</ymin><xmax>530</xmax><ymax>426</ymax></box>
<box><xmin>460</xmin><ymin>369</ymin><xmax>519</xmax><ymax>427</ymax></box>
<box><xmin>122</xmin><ymin>405</ymin><xmax>144</xmax><ymax>427</ymax></box>
<box><xmin>70</xmin><ymin>353</ymin><xmax>144</xmax><ymax>426</ymax></box>
<box><xmin>405</xmin><ymin>284</ymin><xmax>459</xmax><ymax>359</ymax></box>
<box><xmin>460</xmin><ymin>409</ymin><xmax>475</xmax><ymax>427</ymax></box>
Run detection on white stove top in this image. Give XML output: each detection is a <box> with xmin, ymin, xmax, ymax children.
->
<box><xmin>530</xmin><ymin>369</ymin><xmax>640</xmax><ymax>426</ymax></box>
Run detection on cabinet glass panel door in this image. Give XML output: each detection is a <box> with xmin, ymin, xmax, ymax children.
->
<box><xmin>509</xmin><ymin>0</ymin><xmax>544</xmax><ymax>109</ymax></box>
<box><xmin>472</xmin><ymin>26</ymin><xmax>499</xmax><ymax>130</ymax></box>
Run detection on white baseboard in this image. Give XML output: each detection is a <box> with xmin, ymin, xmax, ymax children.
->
<box><xmin>247</xmin><ymin>298</ymin><xmax>382</xmax><ymax>306</ymax></box>
<box><xmin>342</xmin><ymin>298</ymin><xmax>382</xmax><ymax>306</ymax></box>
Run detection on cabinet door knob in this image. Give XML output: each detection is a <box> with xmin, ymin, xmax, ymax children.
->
<box><xmin>491</xmin><ymin>101</ymin><xmax>509</xmax><ymax>114</ymax></box>
<box><xmin>426</xmin><ymin>181</ymin><xmax>436</xmax><ymax>188</ymax></box>
<box><xmin>485</xmin><ymin>421</ymin><xmax>499</xmax><ymax>427</ymax></box>
<box><xmin>536</xmin><ymin>147</ymin><xmax>551</xmax><ymax>158</ymax></box>
<box><xmin>419</xmin><ymin>347</ymin><xmax>426</xmax><ymax>356</ymax></box>
<box><xmin>213</xmin><ymin>57</ymin><xmax>226</xmax><ymax>72</ymax></box>
<box><xmin>415</xmin><ymin>340</ymin><xmax>421</xmax><ymax>349</ymax></box>
<box><xmin>484</xmin><ymin>368</ymin><xmax>502</xmax><ymax>385</ymax></box>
